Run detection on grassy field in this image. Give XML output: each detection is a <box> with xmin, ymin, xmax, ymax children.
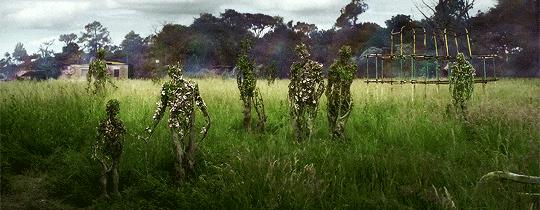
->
<box><xmin>1</xmin><ymin>78</ymin><xmax>539</xmax><ymax>209</ymax></box>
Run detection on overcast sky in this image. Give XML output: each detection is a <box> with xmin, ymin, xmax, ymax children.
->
<box><xmin>0</xmin><ymin>0</ymin><xmax>497</xmax><ymax>55</ymax></box>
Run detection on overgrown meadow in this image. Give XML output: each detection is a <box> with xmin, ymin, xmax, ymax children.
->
<box><xmin>1</xmin><ymin>79</ymin><xmax>539</xmax><ymax>209</ymax></box>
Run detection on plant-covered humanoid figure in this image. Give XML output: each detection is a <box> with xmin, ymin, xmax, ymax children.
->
<box><xmin>263</xmin><ymin>61</ymin><xmax>278</xmax><ymax>85</ymax></box>
<box><xmin>92</xmin><ymin>99</ymin><xmax>126</xmax><ymax>198</ymax></box>
<box><xmin>87</xmin><ymin>48</ymin><xmax>117</xmax><ymax>93</ymax></box>
<box><xmin>288</xmin><ymin>43</ymin><xmax>325</xmax><ymax>142</ymax></box>
<box><xmin>449</xmin><ymin>53</ymin><xmax>475</xmax><ymax>118</ymax></box>
<box><xmin>236</xmin><ymin>39</ymin><xmax>267</xmax><ymax>131</ymax></box>
<box><xmin>146</xmin><ymin>63</ymin><xmax>211</xmax><ymax>180</ymax></box>
<box><xmin>326</xmin><ymin>46</ymin><xmax>355</xmax><ymax>140</ymax></box>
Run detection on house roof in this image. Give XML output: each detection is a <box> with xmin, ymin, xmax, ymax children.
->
<box><xmin>17</xmin><ymin>70</ymin><xmax>48</xmax><ymax>77</ymax></box>
<box><xmin>106</xmin><ymin>61</ymin><xmax>127</xmax><ymax>65</ymax></box>
<box><xmin>68</xmin><ymin>61</ymin><xmax>127</xmax><ymax>68</ymax></box>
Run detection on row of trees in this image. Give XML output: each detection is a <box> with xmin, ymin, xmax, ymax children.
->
<box><xmin>1</xmin><ymin>0</ymin><xmax>537</xmax><ymax>80</ymax></box>
<box><xmin>0</xmin><ymin>21</ymin><xmax>151</xmax><ymax>79</ymax></box>
<box><xmin>149</xmin><ymin>0</ymin><xmax>538</xmax><ymax>77</ymax></box>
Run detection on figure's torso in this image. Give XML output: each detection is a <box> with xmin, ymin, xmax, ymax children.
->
<box><xmin>164</xmin><ymin>79</ymin><xmax>198</xmax><ymax>129</ymax></box>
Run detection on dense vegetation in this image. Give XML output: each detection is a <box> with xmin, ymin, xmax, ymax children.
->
<box><xmin>1</xmin><ymin>79</ymin><xmax>539</xmax><ymax>209</ymax></box>
<box><xmin>1</xmin><ymin>0</ymin><xmax>538</xmax><ymax>80</ymax></box>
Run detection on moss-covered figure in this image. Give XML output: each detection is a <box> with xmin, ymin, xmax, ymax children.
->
<box><xmin>236</xmin><ymin>39</ymin><xmax>267</xmax><ymax>131</ymax></box>
<box><xmin>87</xmin><ymin>49</ymin><xmax>117</xmax><ymax>93</ymax></box>
<box><xmin>288</xmin><ymin>43</ymin><xmax>325</xmax><ymax>142</ymax></box>
<box><xmin>326</xmin><ymin>46</ymin><xmax>355</xmax><ymax>140</ymax></box>
<box><xmin>263</xmin><ymin>61</ymin><xmax>278</xmax><ymax>85</ymax></box>
<box><xmin>449</xmin><ymin>53</ymin><xmax>475</xmax><ymax>117</ymax></box>
<box><xmin>146</xmin><ymin>63</ymin><xmax>211</xmax><ymax>181</ymax></box>
<box><xmin>92</xmin><ymin>99</ymin><xmax>126</xmax><ymax>198</ymax></box>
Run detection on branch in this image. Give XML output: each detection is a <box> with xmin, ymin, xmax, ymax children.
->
<box><xmin>478</xmin><ymin>171</ymin><xmax>540</xmax><ymax>185</ymax></box>
<box><xmin>415</xmin><ymin>3</ymin><xmax>433</xmax><ymax>21</ymax></box>
<box><xmin>414</xmin><ymin>1</ymin><xmax>435</xmax><ymax>27</ymax></box>
<box><xmin>421</xmin><ymin>0</ymin><xmax>437</xmax><ymax>15</ymax></box>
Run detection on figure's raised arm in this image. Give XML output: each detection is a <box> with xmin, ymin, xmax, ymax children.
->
<box><xmin>194</xmin><ymin>84</ymin><xmax>211</xmax><ymax>142</ymax></box>
<box><xmin>236</xmin><ymin>66</ymin><xmax>243</xmax><ymax>90</ymax></box>
<box><xmin>146</xmin><ymin>83</ymin><xmax>169</xmax><ymax>137</ymax></box>
<box><xmin>107</xmin><ymin>76</ymin><xmax>118</xmax><ymax>89</ymax></box>
<box><xmin>87</xmin><ymin>63</ymin><xmax>95</xmax><ymax>91</ymax></box>
<box><xmin>315</xmin><ymin>66</ymin><xmax>326</xmax><ymax>100</ymax></box>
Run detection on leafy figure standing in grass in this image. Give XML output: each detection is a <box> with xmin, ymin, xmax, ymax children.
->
<box><xmin>263</xmin><ymin>61</ymin><xmax>278</xmax><ymax>85</ymax></box>
<box><xmin>92</xmin><ymin>99</ymin><xmax>126</xmax><ymax>198</ymax></box>
<box><xmin>326</xmin><ymin>46</ymin><xmax>355</xmax><ymax>140</ymax></box>
<box><xmin>87</xmin><ymin>49</ymin><xmax>117</xmax><ymax>94</ymax></box>
<box><xmin>449</xmin><ymin>53</ymin><xmax>475</xmax><ymax>118</ymax></box>
<box><xmin>146</xmin><ymin>63</ymin><xmax>211</xmax><ymax>181</ymax></box>
<box><xmin>288</xmin><ymin>43</ymin><xmax>325</xmax><ymax>142</ymax></box>
<box><xmin>236</xmin><ymin>39</ymin><xmax>267</xmax><ymax>131</ymax></box>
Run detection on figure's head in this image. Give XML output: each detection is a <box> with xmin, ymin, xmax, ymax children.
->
<box><xmin>106</xmin><ymin>99</ymin><xmax>120</xmax><ymax>116</ymax></box>
<box><xmin>97</xmin><ymin>48</ymin><xmax>106</xmax><ymax>60</ymax></box>
<box><xmin>295</xmin><ymin>43</ymin><xmax>310</xmax><ymax>59</ymax></box>
<box><xmin>240</xmin><ymin>39</ymin><xmax>252</xmax><ymax>54</ymax></box>
<box><xmin>167</xmin><ymin>63</ymin><xmax>183</xmax><ymax>80</ymax></box>
<box><xmin>339</xmin><ymin>46</ymin><xmax>352</xmax><ymax>61</ymax></box>
<box><xmin>455</xmin><ymin>53</ymin><xmax>466</xmax><ymax>62</ymax></box>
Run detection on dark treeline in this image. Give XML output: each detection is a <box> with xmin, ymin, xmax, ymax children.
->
<box><xmin>0</xmin><ymin>0</ymin><xmax>538</xmax><ymax>80</ymax></box>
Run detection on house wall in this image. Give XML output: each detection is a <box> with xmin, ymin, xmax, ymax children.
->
<box><xmin>63</xmin><ymin>63</ymin><xmax>129</xmax><ymax>80</ymax></box>
<box><xmin>109</xmin><ymin>64</ymin><xmax>129</xmax><ymax>79</ymax></box>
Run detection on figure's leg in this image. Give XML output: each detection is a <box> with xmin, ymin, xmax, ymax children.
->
<box><xmin>253</xmin><ymin>89</ymin><xmax>267</xmax><ymax>131</ymax></box>
<box><xmin>111</xmin><ymin>157</ymin><xmax>120</xmax><ymax>195</ymax></box>
<box><xmin>184</xmin><ymin>113</ymin><xmax>197</xmax><ymax>173</ymax></box>
<box><xmin>297</xmin><ymin>107</ymin><xmax>308</xmax><ymax>142</ymax></box>
<box><xmin>94</xmin><ymin>80</ymin><xmax>101</xmax><ymax>93</ymax></box>
<box><xmin>243</xmin><ymin>98</ymin><xmax>252</xmax><ymax>131</ymax></box>
<box><xmin>307</xmin><ymin>107</ymin><xmax>314</xmax><ymax>141</ymax></box>
<box><xmin>327</xmin><ymin>99</ymin><xmax>337</xmax><ymax>139</ymax></box>
<box><xmin>292</xmin><ymin>108</ymin><xmax>302</xmax><ymax>142</ymax></box>
<box><xmin>171</xmin><ymin>129</ymin><xmax>185</xmax><ymax>180</ymax></box>
<box><xmin>184</xmin><ymin>130</ymin><xmax>196</xmax><ymax>173</ymax></box>
<box><xmin>99</xmin><ymin>163</ymin><xmax>109</xmax><ymax>198</ymax></box>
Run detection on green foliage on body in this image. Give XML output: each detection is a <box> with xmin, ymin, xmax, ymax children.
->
<box><xmin>147</xmin><ymin>63</ymin><xmax>211</xmax><ymax>180</ymax></box>
<box><xmin>288</xmin><ymin>43</ymin><xmax>325</xmax><ymax>142</ymax></box>
<box><xmin>263</xmin><ymin>61</ymin><xmax>278</xmax><ymax>85</ymax></box>
<box><xmin>93</xmin><ymin>99</ymin><xmax>126</xmax><ymax>170</ymax></box>
<box><xmin>236</xmin><ymin>39</ymin><xmax>266</xmax><ymax>131</ymax></box>
<box><xmin>87</xmin><ymin>49</ymin><xmax>117</xmax><ymax>94</ymax></box>
<box><xmin>449</xmin><ymin>53</ymin><xmax>475</xmax><ymax>117</ymax></box>
<box><xmin>92</xmin><ymin>99</ymin><xmax>126</xmax><ymax>197</ymax></box>
<box><xmin>326</xmin><ymin>46</ymin><xmax>355</xmax><ymax>140</ymax></box>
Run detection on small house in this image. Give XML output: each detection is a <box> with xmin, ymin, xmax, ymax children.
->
<box><xmin>16</xmin><ymin>70</ymin><xmax>50</xmax><ymax>80</ymax></box>
<box><xmin>62</xmin><ymin>61</ymin><xmax>129</xmax><ymax>80</ymax></box>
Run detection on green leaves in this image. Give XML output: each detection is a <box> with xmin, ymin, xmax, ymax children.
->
<box><xmin>326</xmin><ymin>46</ymin><xmax>355</xmax><ymax>140</ymax></box>
<box><xmin>449</xmin><ymin>53</ymin><xmax>475</xmax><ymax>117</ymax></box>
<box><xmin>236</xmin><ymin>40</ymin><xmax>257</xmax><ymax>101</ymax></box>
<box><xmin>236</xmin><ymin>39</ymin><xmax>266</xmax><ymax>131</ymax></box>
<box><xmin>87</xmin><ymin>56</ymin><xmax>116</xmax><ymax>94</ymax></box>
<box><xmin>288</xmin><ymin>43</ymin><xmax>325</xmax><ymax>142</ymax></box>
<box><xmin>93</xmin><ymin>99</ymin><xmax>126</xmax><ymax>172</ymax></box>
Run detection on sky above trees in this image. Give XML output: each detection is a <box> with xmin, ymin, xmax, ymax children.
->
<box><xmin>0</xmin><ymin>0</ymin><xmax>495</xmax><ymax>54</ymax></box>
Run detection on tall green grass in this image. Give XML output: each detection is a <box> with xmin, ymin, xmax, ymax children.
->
<box><xmin>1</xmin><ymin>79</ymin><xmax>539</xmax><ymax>209</ymax></box>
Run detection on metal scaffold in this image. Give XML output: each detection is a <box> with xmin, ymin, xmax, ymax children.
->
<box><xmin>364</xmin><ymin>26</ymin><xmax>499</xmax><ymax>85</ymax></box>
